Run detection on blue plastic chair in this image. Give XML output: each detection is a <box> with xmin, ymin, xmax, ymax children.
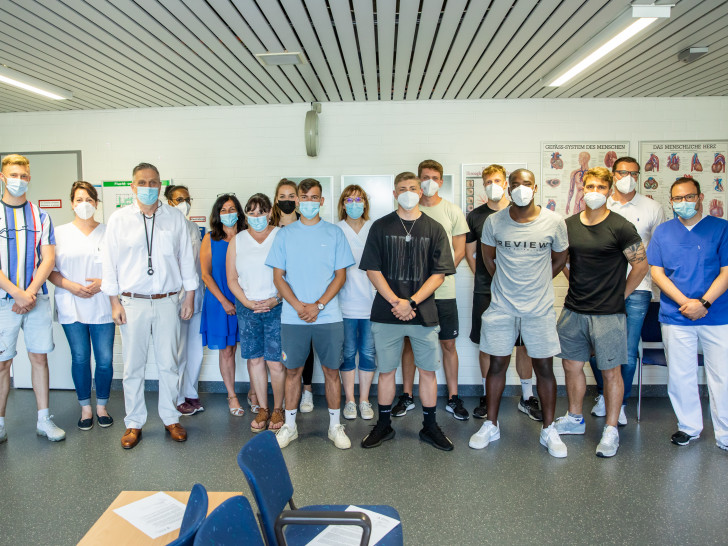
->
<box><xmin>193</xmin><ymin>495</ymin><xmax>264</xmax><ymax>546</ymax></box>
<box><xmin>637</xmin><ymin>301</ymin><xmax>703</xmax><ymax>421</ymax></box>
<box><xmin>167</xmin><ymin>483</ymin><xmax>209</xmax><ymax>546</ymax></box>
<box><xmin>237</xmin><ymin>431</ymin><xmax>403</xmax><ymax>546</ymax></box>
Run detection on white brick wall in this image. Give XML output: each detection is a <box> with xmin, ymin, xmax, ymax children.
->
<box><xmin>1</xmin><ymin>96</ymin><xmax>725</xmax><ymax>386</ymax></box>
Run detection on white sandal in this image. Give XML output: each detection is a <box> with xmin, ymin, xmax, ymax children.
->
<box><xmin>247</xmin><ymin>394</ymin><xmax>260</xmax><ymax>415</ymax></box>
<box><xmin>227</xmin><ymin>396</ymin><xmax>245</xmax><ymax>417</ymax></box>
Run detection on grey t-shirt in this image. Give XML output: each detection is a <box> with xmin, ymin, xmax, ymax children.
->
<box><xmin>481</xmin><ymin>207</ymin><xmax>568</xmax><ymax>317</ymax></box>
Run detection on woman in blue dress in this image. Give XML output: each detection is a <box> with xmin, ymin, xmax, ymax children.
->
<box><xmin>200</xmin><ymin>194</ymin><xmax>246</xmax><ymax>415</ymax></box>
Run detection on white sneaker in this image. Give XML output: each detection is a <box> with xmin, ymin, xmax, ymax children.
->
<box><xmin>0</xmin><ymin>423</ymin><xmax>7</xmax><ymax>443</ymax></box>
<box><xmin>36</xmin><ymin>416</ymin><xmax>66</xmax><ymax>442</ymax></box>
<box><xmin>540</xmin><ymin>424</ymin><xmax>567</xmax><ymax>458</ymax></box>
<box><xmin>469</xmin><ymin>420</ymin><xmax>500</xmax><ymax>449</ymax></box>
<box><xmin>299</xmin><ymin>390</ymin><xmax>314</xmax><ymax>413</ymax></box>
<box><xmin>359</xmin><ymin>401</ymin><xmax>374</xmax><ymax>420</ymax></box>
<box><xmin>618</xmin><ymin>405</ymin><xmax>628</xmax><ymax>426</ymax></box>
<box><xmin>276</xmin><ymin>424</ymin><xmax>298</xmax><ymax>448</ymax></box>
<box><xmin>596</xmin><ymin>425</ymin><xmax>619</xmax><ymax>458</ymax></box>
<box><xmin>591</xmin><ymin>395</ymin><xmax>606</xmax><ymax>417</ymax></box>
<box><xmin>716</xmin><ymin>440</ymin><xmax>728</xmax><ymax>452</ymax></box>
<box><xmin>328</xmin><ymin>424</ymin><xmax>351</xmax><ymax>449</ymax></box>
<box><xmin>343</xmin><ymin>401</ymin><xmax>357</xmax><ymax>420</ymax></box>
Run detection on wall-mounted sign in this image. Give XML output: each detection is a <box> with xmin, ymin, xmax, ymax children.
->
<box><xmin>101</xmin><ymin>180</ymin><xmax>171</xmax><ymax>221</ymax></box>
<box><xmin>189</xmin><ymin>216</ymin><xmax>206</xmax><ymax>223</ymax></box>
<box><xmin>38</xmin><ymin>199</ymin><xmax>62</xmax><ymax>209</ymax></box>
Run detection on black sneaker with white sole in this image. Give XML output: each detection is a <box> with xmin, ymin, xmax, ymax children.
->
<box><xmin>518</xmin><ymin>396</ymin><xmax>543</xmax><ymax>422</ymax></box>
<box><xmin>671</xmin><ymin>430</ymin><xmax>700</xmax><ymax>446</ymax></box>
<box><xmin>473</xmin><ymin>396</ymin><xmax>487</xmax><ymax>419</ymax></box>
<box><xmin>419</xmin><ymin>424</ymin><xmax>454</xmax><ymax>451</ymax></box>
<box><xmin>392</xmin><ymin>394</ymin><xmax>415</xmax><ymax>417</ymax></box>
<box><xmin>446</xmin><ymin>395</ymin><xmax>469</xmax><ymax>421</ymax></box>
<box><xmin>361</xmin><ymin>422</ymin><xmax>396</xmax><ymax>448</ymax></box>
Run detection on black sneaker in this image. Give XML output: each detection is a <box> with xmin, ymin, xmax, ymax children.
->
<box><xmin>392</xmin><ymin>394</ymin><xmax>415</xmax><ymax>417</ymax></box>
<box><xmin>671</xmin><ymin>430</ymin><xmax>699</xmax><ymax>446</ymax></box>
<box><xmin>518</xmin><ymin>396</ymin><xmax>543</xmax><ymax>422</ymax></box>
<box><xmin>446</xmin><ymin>396</ymin><xmax>469</xmax><ymax>421</ymax></box>
<box><xmin>361</xmin><ymin>422</ymin><xmax>395</xmax><ymax>448</ymax></box>
<box><xmin>419</xmin><ymin>424</ymin><xmax>454</xmax><ymax>451</ymax></box>
<box><xmin>473</xmin><ymin>396</ymin><xmax>488</xmax><ymax>419</ymax></box>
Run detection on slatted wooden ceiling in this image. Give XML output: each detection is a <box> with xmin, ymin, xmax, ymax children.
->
<box><xmin>0</xmin><ymin>0</ymin><xmax>726</xmax><ymax>112</ymax></box>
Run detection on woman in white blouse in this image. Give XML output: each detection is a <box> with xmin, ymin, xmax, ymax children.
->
<box><xmin>49</xmin><ymin>181</ymin><xmax>114</xmax><ymax>431</ymax></box>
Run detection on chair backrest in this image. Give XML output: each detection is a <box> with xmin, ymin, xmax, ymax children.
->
<box><xmin>237</xmin><ymin>431</ymin><xmax>294</xmax><ymax>545</ymax></box>
<box><xmin>193</xmin><ymin>495</ymin><xmax>265</xmax><ymax>546</ymax></box>
<box><xmin>167</xmin><ymin>483</ymin><xmax>209</xmax><ymax>546</ymax></box>
<box><xmin>641</xmin><ymin>301</ymin><xmax>662</xmax><ymax>343</ymax></box>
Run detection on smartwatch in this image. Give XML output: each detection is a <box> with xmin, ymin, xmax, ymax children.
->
<box><xmin>408</xmin><ymin>298</ymin><xmax>417</xmax><ymax>310</ymax></box>
<box><xmin>316</xmin><ymin>301</ymin><xmax>325</xmax><ymax>311</ymax></box>
<box><xmin>699</xmin><ymin>297</ymin><xmax>712</xmax><ymax>309</ymax></box>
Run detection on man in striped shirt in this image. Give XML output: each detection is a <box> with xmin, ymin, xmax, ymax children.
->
<box><xmin>0</xmin><ymin>154</ymin><xmax>64</xmax><ymax>443</ymax></box>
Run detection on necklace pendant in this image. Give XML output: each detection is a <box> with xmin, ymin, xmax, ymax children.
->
<box><xmin>147</xmin><ymin>268</ymin><xmax>154</xmax><ymax>276</ymax></box>
<box><xmin>405</xmin><ymin>234</ymin><xmax>411</xmax><ymax>242</ymax></box>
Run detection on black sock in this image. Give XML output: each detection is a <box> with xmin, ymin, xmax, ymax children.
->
<box><xmin>378</xmin><ymin>403</ymin><xmax>392</xmax><ymax>426</ymax></box>
<box><xmin>422</xmin><ymin>406</ymin><xmax>436</xmax><ymax>428</ymax></box>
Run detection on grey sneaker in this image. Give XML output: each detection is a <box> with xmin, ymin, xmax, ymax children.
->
<box><xmin>343</xmin><ymin>401</ymin><xmax>357</xmax><ymax>420</ymax></box>
<box><xmin>596</xmin><ymin>425</ymin><xmax>619</xmax><ymax>458</ymax></box>
<box><xmin>591</xmin><ymin>395</ymin><xmax>606</xmax><ymax>417</ymax></box>
<box><xmin>554</xmin><ymin>413</ymin><xmax>585</xmax><ymax>435</ymax></box>
<box><xmin>359</xmin><ymin>401</ymin><xmax>374</xmax><ymax>420</ymax></box>
<box><xmin>36</xmin><ymin>416</ymin><xmax>66</xmax><ymax>442</ymax></box>
<box><xmin>0</xmin><ymin>423</ymin><xmax>7</xmax><ymax>443</ymax></box>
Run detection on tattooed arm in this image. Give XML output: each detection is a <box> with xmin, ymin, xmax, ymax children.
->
<box><xmin>623</xmin><ymin>241</ymin><xmax>648</xmax><ymax>298</ymax></box>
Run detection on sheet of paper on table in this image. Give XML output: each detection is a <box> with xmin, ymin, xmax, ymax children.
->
<box><xmin>112</xmin><ymin>491</ymin><xmax>187</xmax><ymax>539</ymax></box>
<box><xmin>306</xmin><ymin>505</ymin><xmax>400</xmax><ymax>546</ymax></box>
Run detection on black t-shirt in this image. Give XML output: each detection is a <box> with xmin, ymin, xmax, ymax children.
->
<box><xmin>359</xmin><ymin>211</ymin><xmax>456</xmax><ymax>326</ymax></box>
<box><xmin>564</xmin><ymin>211</ymin><xmax>642</xmax><ymax>315</ymax></box>
<box><xmin>466</xmin><ymin>203</ymin><xmax>500</xmax><ymax>294</ymax></box>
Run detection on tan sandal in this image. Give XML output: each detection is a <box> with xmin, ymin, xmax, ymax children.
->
<box><xmin>227</xmin><ymin>395</ymin><xmax>245</xmax><ymax>417</ymax></box>
<box><xmin>268</xmin><ymin>408</ymin><xmax>284</xmax><ymax>431</ymax></box>
<box><xmin>251</xmin><ymin>408</ymin><xmax>270</xmax><ymax>433</ymax></box>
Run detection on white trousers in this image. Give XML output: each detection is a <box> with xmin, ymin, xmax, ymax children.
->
<box><xmin>662</xmin><ymin>323</ymin><xmax>728</xmax><ymax>443</ymax></box>
<box><xmin>119</xmin><ymin>296</ymin><xmax>181</xmax><ymax>428</ymax></box>
<box><xmin>177</xmin><ymin>311</ymin><xmax>203</xmax><ymax>403</ymax></box>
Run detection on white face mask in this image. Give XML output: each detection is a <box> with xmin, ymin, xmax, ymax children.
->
<box><xmin>485</xmin><ymin>183</ymin><xmax>504</xmax><ymax>202</ymax></box>
<box><xmin>176</xmin><ymin>201</ymin><xmax>191</xmax><ymax>217</ymax></box>
<box><xmin>615</xmin><ymin>175</ymin><xmax>636</xmax><ymax>194</ymax></box>
<box><xmin>584</xmin><ymin>191</ymin><xmax>607</xmax><ymax>210</ymax></box>
<box><xmin>397</xmin><ymin>191</ymin><xmax>420</xmax><ymax>211</ymax></box>
<box><xmin>510</xmin><ymin>185</ymin><xmax>533</xmax><ymax>207</ymax></box>
<box><xmin>421</xmin><ymin>179</ymin><xmax>439</xmax><ymax>197</ymax></box>
<box><xmin>74</xmin><ymin>202</ymin><xmax>96</xmax><ymax>220</ymax></box>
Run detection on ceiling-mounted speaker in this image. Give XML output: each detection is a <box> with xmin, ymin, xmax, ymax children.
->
<box><xmin>305</xmin><ymin>102</ymin><xmax>321</xmax><ymax>157</ymax></box>
<box><xmin>677</xmin><ymin>47</ymin><xmax>708</xmax><ymax>63</ymax></box>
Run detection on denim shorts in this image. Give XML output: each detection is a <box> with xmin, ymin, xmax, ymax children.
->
<box><xmin>236</xmin><ymin>302</ymin><xmax>282</xmax><ymax>362</ymax></box>
<box><xmin>0</xmin><ymin>295</ymin><xmax>54</xmax><ymax>360</ymax></box>
<box><xmin>341</xmin><ymin>318</ymin><xmax>376</xmax><ymax>372</ymax></box>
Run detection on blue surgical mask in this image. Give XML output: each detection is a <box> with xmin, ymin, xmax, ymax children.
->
<box><xmin>299</xmin><ymin>201</ymin><xmax>320</xmax><ymax>220</ymax></box>
<box><xmin>5</xmin><ymin>177</ymin><xmax>28</xmax><ymax>197</ymax></box>
<box><xmin>136</xmin><ymin>186</ymin><xmax>159</xmax><ymax>206</ymax></box>
<box><xmin>220</xmin><ymin>212</ymin><xmax>239</xmax><ymax>227</ymax></box>
<box><xmin>345</xmin><ymin>202</ymin><xmax>364</xmax><ymax>219</ymax></box>
<box><xmin>673</xmin><ymin>201</ymin><xmax>698</xmax><ymax>220</ymax></box>
<box><xmin>246</xmin><ymin>215</ymin><xmax>268</xmax><ymax>232</ymax></box>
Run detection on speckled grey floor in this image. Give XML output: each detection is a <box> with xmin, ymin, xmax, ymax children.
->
<box><xmin>0</xmin><ymin>389</ymin><xmax>726</xmax><ymax>545</ymax></box>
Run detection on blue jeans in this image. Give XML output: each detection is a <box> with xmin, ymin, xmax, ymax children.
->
<box><xmin>341</xmin><ymin>318</ymin><xmax>376</xmax><ymax>372</ymax></box>
<box><xmin>589</xmin><ymin>290</ymin><xmax>652</xmax><ymax>403</ymax></box>
<box><xmin>62</xmin><ymin>322</ymin><xmax>116</xmax><ymax>407</ymax></box>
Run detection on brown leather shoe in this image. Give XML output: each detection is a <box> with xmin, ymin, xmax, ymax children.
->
<box><xmin>165</xmin><ymin>423</ymin><xmax>187</xmax><ymax>442</ymax></box>
<box><xmin>121</xmin><ymin>428</ymin><xmax>142</xmax><ymax>449</ymax></box>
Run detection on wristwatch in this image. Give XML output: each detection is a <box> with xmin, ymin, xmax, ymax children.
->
<box><xmin>408</xmin><ymin>298</ymin><xmax>417</xmax><ymax>310</ymax></box>
<box><xmin>316</xmin><ymin>301</ymin><xmax>325</xmax><ymax>311</ymax></box>
<box><xmin>275</xmin><ymin>295</ymin><xmax>282</xmax><ymax>305</ymax></box>
<box><xmin>699</xmin><ymin>297</ymin><xmax>712</xmax><ymax>309</ymax></box>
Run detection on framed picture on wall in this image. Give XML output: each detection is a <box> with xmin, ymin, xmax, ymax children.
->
<box><xmin>461</xmin><ymin>163</ymin><xmax>528</xmax><ymax>213</ymax></box>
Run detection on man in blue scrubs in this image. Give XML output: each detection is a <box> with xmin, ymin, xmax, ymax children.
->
<box><xmin>647</xmin><ymin>177</ymin><xmax>728</xmax><ymax>451</ymax></box>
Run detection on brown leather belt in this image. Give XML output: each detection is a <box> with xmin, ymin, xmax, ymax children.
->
<box><xmin>121</xmin><ymin>291</ymin><xmax>178</xmax><ymax>300</ymax></box>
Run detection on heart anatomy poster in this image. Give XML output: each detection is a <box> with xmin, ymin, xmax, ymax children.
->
<box><xmin>461</xmin><ymin>163</ymin><xmax>528</xmax><ymax>213</ymax></box>
<box><xmin>541</xmin><ymin>141</ymin><xmax>630</xmax><ymax>216</ymax></box>
<box><xmin>639</xmin><ymin>141</ymin><xmax>727</xmax><ymax>219</ymax></box>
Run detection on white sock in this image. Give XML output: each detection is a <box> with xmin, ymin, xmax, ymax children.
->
<box><xmin>285</xmin><ymin>409</ymin><xmax>297</xmax><ymax>428</ymax></box>
<box><xmin>0</xmin><ymin>416</ymin><xmax>5</xmax><ymax>426</ymax></box>
<box><xmin>38</xmin><ymin>408</ymin><xmax>49</xmax><ymax>421</ymax></box>
<box><xmin>328</xmin><ymin>408</ymin><xmax>340</xmax><ymax>428</ymax></box>
<box><xmin>520</xmin><ymin>379</ymin><xmax>533</xmax><ymax>400</ymax></box>
<box><xmin>482</xmin><ymin>378</ymin><xmax>487</xmax><ymax>396</ymax></box>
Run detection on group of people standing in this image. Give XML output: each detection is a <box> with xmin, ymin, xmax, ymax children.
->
<box><xmin>0</xmin><ymin>153</ymin><xmax>725</xmax><ymax>459</ymax></box>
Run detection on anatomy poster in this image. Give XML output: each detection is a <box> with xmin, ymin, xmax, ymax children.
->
<box><xmin>461</xmin><ymin>163</ymin><xmax>528</xmax><ymax>213</ymax></box>
<box><xmin>639</xmin><ymin>141</ymin><xmax>727</xmax><ymax>219</ymax></box>
<box><xmin>541</xmin><ymin>142</ymin><xmax>629</xmax><ymax>216</ymax></box>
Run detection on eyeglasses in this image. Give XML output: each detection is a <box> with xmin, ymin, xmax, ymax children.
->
<box><xmin>217</xmin><ymin>192</ymin><xmax>236</xmax><ymax>197</ymax></box>
<box><xmin>344</xmin><ymin>197</ymin><xmax>363</xmax><ymax>204</ymax></box>
<box><xmin>670</xmin><ymin>194</ymin><xmax>699</xmax><ymax>203</ymax></box>
<box><xmin>615</xmin><ymin>170</ymin><xmax>640</xmax><ymax>178</ymax></box>
<box><xmin>171</xmin><ymin>197</ymin><xmax>192</xmax><ymax>204</ymax></box>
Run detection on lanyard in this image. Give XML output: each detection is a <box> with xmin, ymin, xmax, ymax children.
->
<box><xmin>143</xmin><ymin>212</ymin><xmax>156</xmax><ymax>275</ymax></box>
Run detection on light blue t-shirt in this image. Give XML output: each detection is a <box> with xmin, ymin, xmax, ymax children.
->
<box><xmin>266</xmin><ymin>219</ymin><xmax>355</xmax><ymax>325</ymax></box>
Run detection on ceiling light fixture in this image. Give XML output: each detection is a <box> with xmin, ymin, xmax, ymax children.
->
<box><xmin>0</xmin><ymin>65</ymin><xmax>73</xmax><ymax>100</ymax></box>
<box><xmin>255</xmin><ymin>51</ymin><xmax>306</xmax><ymax>67</ymax></box>
<box><xmin>543</xmin><ymin>4</ymin><xmax>672</xmax><ymax>88</ymax></box>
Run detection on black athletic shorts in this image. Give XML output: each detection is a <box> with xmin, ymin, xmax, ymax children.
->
<box><xmin>435</xmin><ymin>298</ymin><xmax>459</xmax><ymax>341</ymax></box>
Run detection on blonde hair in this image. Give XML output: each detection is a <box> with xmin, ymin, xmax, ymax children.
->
<box><xmin>338</xmin><ymin>184</ymin><xmax>370</xmax><ymax>221</ymax></box>
<box><xmin>482</xmin><ymin>164</ymin><xmax>506</xmax><ymax>180</ymax></box>
<box><xmin>1</xmin><ymin>154</ymin><xmax>30</xmax><ymax>171</ymax></box>
<box><xmin>584</xmin><ymin>166</ymin><xmax>614</xmax><ymax>188</ymax></box>
<box><xmin>394</xmin><ymin>171</ymin><xmax>419</xmax><ymax>187</ymax></box>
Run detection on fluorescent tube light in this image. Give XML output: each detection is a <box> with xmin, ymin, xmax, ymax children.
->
<box><xmin>255</xmin><ymin>52</ymin><xmax>306</xmax><ymax>67</ymax></box>
<box><xmin>0</xmin><ymin>65</ymin><xmax>73</xmax><ymax>100</ymax></box>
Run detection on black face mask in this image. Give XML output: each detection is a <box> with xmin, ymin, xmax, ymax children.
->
<box><xmin>278</xmin><ymin>200</ymin><xmax>296</xmax><ymax>215</ymax></box>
